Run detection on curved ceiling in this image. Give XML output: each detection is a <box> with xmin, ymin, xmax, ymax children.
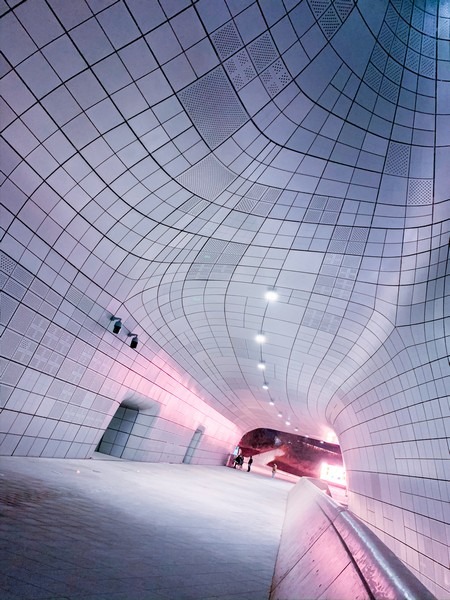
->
<box><xmin>1</xmin><ymin>0</ymin><xmax>449</xmax><ymax>442</ymax></box>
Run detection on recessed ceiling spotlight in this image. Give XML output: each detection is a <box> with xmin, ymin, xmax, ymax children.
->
<box><xmin>265</xmin><ymin>290</ymin><xmax>278</xmax><ymax>302</ymax></box>
<box><xmin>255</xmin><ymin>333</ymin><xmax>266</xmax><ymax>344</ymax></box>
<box><xmin>277</xmin><ymin>412</ymin><xmax>282</xmax><ymax>418</ymax></box>
<box><xmin>257</xmin><ymin>361</ymin><xmax>266</xmax><ymax>370</ymax></box>
<box><xmin>262</xmin><ymin>382</ymin><xmax>269</xmax><ymax>390</ymax></box>
<box><xmin>269</xmin><ymin>399</ymin><xmax>275</xmax><ymax>406</ymax></box>
<box><xmin>294</xmin><ymin>427</ymin><xmax>299</xmax><ymax>432</ymax></box>
<box><xmin>285</xmin><ymin>420</ymin><xmax>291</xmax><ymax>426</ymax></box>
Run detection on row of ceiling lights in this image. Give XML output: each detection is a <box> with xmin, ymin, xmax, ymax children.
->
<box><xmin>256</xmin><ymin>290</ymin><xmax>299</xmax><ymax>433</ymax></box>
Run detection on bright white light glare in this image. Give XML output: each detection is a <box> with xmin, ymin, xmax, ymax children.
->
<box><xmin>255</xmin><ymin>333</ymin><xmax>266</xmax><ymax>344</ymax></box>
<box><xmin>269</xmin><ymin>399</ymin><xmax>275</xmax><ymax>406</ymax></box>
<box><xmin>262</xmin><ymin>383</ymin><xmax>269</xmax><ymax>390</ymax></box>
<box><xmin>277</xmin><ymin>412</ymin><xmax>282</xmax><ymax>417</ymax></box>
<box><xmin>294</xmin><ymin>427</ymin><xmax>299</xmax><ymax>432</ymax></box>
<box><xmin>257</xmin><ymin>361</ymin><xmax>266</xmax><ymax>370</ymax></box>
<box><xmin>320</xmin><ymin>462</ymin><xmax>346</xmax><ymax>487</ymax></box>
<box><xmin>264</xmin><ymin>290</ymin><xmax>278</xmax><ymax>302</ymax></box>
<box><xmin>285</xmin><ymin>420</ymin><xmax>291</xmax><ymax>426</ymax></box>
<box><xmin>326</xmin><ymin>430</ymin><xmax>338</xmax><ymax>444</ymax></box>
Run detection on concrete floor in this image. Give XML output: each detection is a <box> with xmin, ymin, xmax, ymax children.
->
<box><xmin>0</xmin><ymin>454</ymin><xmax>293</xmax><ymax>600</ymax></box>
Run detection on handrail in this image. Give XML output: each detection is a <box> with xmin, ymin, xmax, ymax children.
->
<box><xmin>270</xmin><ymin>478</ymin><xmax>437</xmax><ymax>600</ymax></box>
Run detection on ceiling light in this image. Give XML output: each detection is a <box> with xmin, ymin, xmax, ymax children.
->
<box><xmin>277</xmin><ymin>412</ymin><xmax>282</xmax><ymax>417</ymax></box>
<box><xmin>262</xmin><ymin>382</ymin><xmax>269</xmax><ymax>390</ymax></box>
<box><xmin>255</xmin><ymin>333</ymin><xmax>266</xmax><ymax>344</ymax></box>
<box><xmin>265</xmin><ymin>290</ymin><xmax>278</xmax><ymax>302</ymax></box>
<box><xmin>257</xmin><ymin>361</ymin><xmax>266</xmax><ymax>370</ymax></box>
<box><xmin>294</xmin><ymin>427</ymin><xmax>299</xmax><ymax>432</ymax></box>
<box><xmin>285</xmin><ymin>420</ymin><xmax>291</xmax><ymax>426</ymax></box>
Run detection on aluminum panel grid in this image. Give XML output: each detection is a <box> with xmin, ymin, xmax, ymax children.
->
<box><xmin>1</xmin><ymin>1</ymin><xmax>449</xmax><ymax>596</ymax></box>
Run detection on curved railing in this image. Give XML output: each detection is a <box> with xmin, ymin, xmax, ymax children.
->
<box><xmin>270</xmin><ymin>478</ymin><xmax>437</xmax><ymax>600</ymax></box>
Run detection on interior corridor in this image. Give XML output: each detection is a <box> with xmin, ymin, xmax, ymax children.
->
<box><xmin>0</xmin><ymin>455</ymin><xmax>292</xmax><ymax>600</ymax></box>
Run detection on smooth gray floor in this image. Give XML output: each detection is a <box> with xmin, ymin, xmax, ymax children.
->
<box><xmin>0</xmin><ymin>454</ymin><xmax>293</xmax><ymax>600</ymax></box>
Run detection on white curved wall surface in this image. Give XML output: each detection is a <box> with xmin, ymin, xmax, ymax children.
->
<box><xmin>0</xmin><ymin>0</ymin><xmax>448</xmax><ymax>596</ymax></box>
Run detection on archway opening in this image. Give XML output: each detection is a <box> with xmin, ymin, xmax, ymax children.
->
<box><xmin>237</xmin><ymin>428</ymin><xmax>345</xmax><ymax>491</ymax></box>
<box><xmin>183</xmin><ymin>427</ymin><xmax>204</xmax><ymax>464</ymax></box>
<box><xmin>96</xmin><ymin>396</ymin><xmax>160</xmax><ymax>460</ymax></box>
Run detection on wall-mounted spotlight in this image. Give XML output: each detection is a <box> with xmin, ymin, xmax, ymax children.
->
<box><xmin>257</xmin><ymin>361</ymin><xmax>266</xmax><ymax>370</ymax></box>
<box><xmin>262</xmin><ymin>382</ymin><xmax>269</xmax><ymax>390</ymax></box>
<box><xmin>265</xmin><ymin>289</ymin><xmax>278</xmax><ymax>302</ymax></box>
<box><xmin>111</xmin><ymin>317</ymin><xmax>122</xmax><ymax>334</ymax></box>
<box><xmin>129</xmin><ymin>334</ymin><xmax>138</xmax><ymax>349</ymax></box>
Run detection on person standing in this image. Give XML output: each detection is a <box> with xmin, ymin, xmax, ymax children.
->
<box><xmin>271</xmin><ymin>463</ymin><xmax>277</xmax><ymax>478</ymax></box>
<box><xmin>247</xmin><ymin>456</ymin><xmax>253</xmax><ymax>472</ymax></box>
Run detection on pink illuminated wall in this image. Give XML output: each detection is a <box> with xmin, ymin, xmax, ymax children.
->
<box><xmin>1</xmin><ymin>253</ymin><xmax>242</xmax><ymax>463</ymax></box>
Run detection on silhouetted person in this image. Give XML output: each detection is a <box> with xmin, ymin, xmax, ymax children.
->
<box><xmin>247</xmin><ymin>456</ymin><xmax>253</xmax><ymax>472</ymax></box>
<box><xmin>271</xmin><ymin>463</ymin><xmax>277</xmax><ymax>478</ymax></box>
<box><xmin>234</xmin><ymin>455</ymin><xmax>244</xmax><ymax>469</ymax></box>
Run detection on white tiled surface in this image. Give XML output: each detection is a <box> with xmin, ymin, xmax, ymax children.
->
<box><xmin>0</xmin><ymin>455</ymin><xmax>292</xmax><ymax>599</ymax></box>
<box><xmin>1</xmin><ymin>0</ymin><xmax>449</xmax><ymax>597</ymax></box>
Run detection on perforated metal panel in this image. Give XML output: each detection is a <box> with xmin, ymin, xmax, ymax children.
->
<box><xmin>235</xmin><ymin>198</ymin><xmax>258</xmax><ymax>213</ymax></box>
<box><xmin>225</xmin><ymin>50</ymin><xmax>256</xmax><ymax>91</ymax></box>
<box><xmin>260</xmin><ymin>60</ymin><xmax>292</xmax><ymax>97</ymax></box>
<box><xmin>248</xmin><ymin>33</ymin><xmax>279</xmax><ymax>73</ymax></box>
<box><xmin>178</xmin><ymin>67</ymin><xmax>248</xmax><ymax>149</ymax></box>
<box><xmin>328</xmin><ymin>227</ymin><xmax>369</xmax><ymax>254</ymax></box>
<box><xmin>385</xmin><ymin>142</ymin><xmax>410</xmax><ymax>176</ymax></box>
<box><xmin>252</xmin><ymin>202</ymin><xmax>272</xmax><ymax>217</ymax></box>
<box><xmin>246</xmin><ymin>183</ymin><xmax>267</xmax><ymax>200</ymax></box>
<box><xmin>335</xmin><ymin>0</ymin><xmax>354</xmax><ymax>20</ymax></box>
<box><xmin>320</xmin><ymin>6</ymin><xmax>341</xmax><ymax>39</ymax></box>
<box><xmin>211</xmin><ymin>21</ymin><xmax>243</xmax><ymax>60</ymax></box>
<box><xmin>309</xmin><ymin>0</ymin><xmax>331</xmax><ymax>18</ymax></box>
<box><xmin>180</xmin><ymin>196</ymin><xmax>210</xmax><ymax>216</ymax></box>
<box><xmin>176</xmin><ymin>154</ymin><xmax>237</xmax><ymax>201</ymax></box>
<box><xmin>407</xmin><ymin>179</ymin><xmax>433</xmax><ymax>205</ymax></box>
<box><xmin>0</xmin><ymin>253</ymin><xmax>15</xmax><ymax>275</ymax></box>
<box><xmin>263</xmin><ymin>188</ymin><xmax>282</xmax><ymax>203</ymax></box>
<box><xmin>187</xmin><ymin>238</ymin><xmax>247</xmax><ymax>280</ymax></box>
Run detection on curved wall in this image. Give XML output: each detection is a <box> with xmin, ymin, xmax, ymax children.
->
<box><xmin>0</xmin><ymin>0</ymin><xmax>448</xmax><ymax>597</ymax></box>
<box><xmin>1</xmin><ymin>252</ymin><xmax>242</xmax><ymax>463</ymax></box>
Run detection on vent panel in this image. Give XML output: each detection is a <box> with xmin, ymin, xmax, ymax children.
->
<box><xmin>176</xmin><ymin>155</ymin><xmax>236</xmax><ymax>201</ymax></box>
<box><xmin>178</xmin><ymin>67</ymin><xmax>248</xmax><ymax>149</ymax></box>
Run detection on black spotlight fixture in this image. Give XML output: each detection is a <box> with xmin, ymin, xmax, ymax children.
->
<box><xmin>111</xmin><ymin>316</ymin><xmax>122</xmax><ymax>334</ymax></box>
<box><xmin>129</xmin><ymin>334</ymin><xmax>138</xmax><ymax>349</ymax></box>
